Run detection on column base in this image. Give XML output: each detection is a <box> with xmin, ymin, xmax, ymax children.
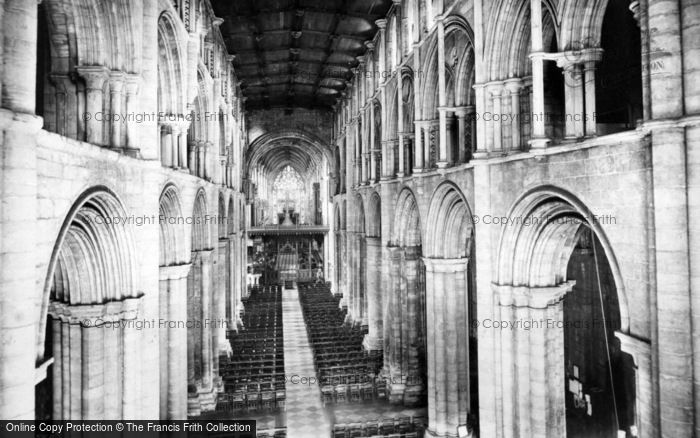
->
<box><xmin>197</xmin><ymin>386</ymin><xmax>217</xmax><ymax>413</ymax></box>
<box><xmin>436</xmin><ymin>160</ymin><xmax>453</xmax><ymax>169</ymax></box>
<box><xmin>187</xmin><ymin>393</ymin><xmax>202</xmax><ymax>417</ymax></box>
<box><xmin>362</xmin><ymin>334</ymin><xmax>383</xmax><ymax>351</ymax></box>
<box><xmin>425</xmin><ymin>429</ymin><xmax>460</xmax><ymax>438</ymax></box>
<box><xmin>528</xmin><ymin>137</ymin><xmax>550</xmax><ymax>150</ymax></box>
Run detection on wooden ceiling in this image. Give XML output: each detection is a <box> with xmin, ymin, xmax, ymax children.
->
<box><xmin>212</xmin><ymin>0</ymin><xmax>393</xmax><ymax>111</ymax></box>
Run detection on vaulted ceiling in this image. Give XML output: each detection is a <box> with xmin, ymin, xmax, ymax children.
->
<box><xmin>211</xmin><ymin>0</ymin><xmax>393</xmax><ymax>111</ymax></box>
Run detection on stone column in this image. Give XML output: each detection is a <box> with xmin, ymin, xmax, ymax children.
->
<box><xmin>197</xmin><ymin>141</ymin><xmax>206</xmax><ymax>177</ymax></box>
<box><xmin>363</xmin><ymin>237</ymin><xmax>383</xmax><ymax>350</ymax></box>
<box><xmin>216</xmin><ymin>239</ymin><xmax>231</xmax><ymax>355</ymax></box>
<box><xmin>376</xmin><ymin>20</ymin><xmax>387</xmax><ymax>86</ymax></box>
<box><xmin>386</xmin><ymin>247</ymin><xmax>404</xmax><ymax>401</ymax></box>
<box><xmin>528</xmin><ymin>0</ymin><xmax>549</xmax><ymax>150</ymax></box>
<box><xmin>582</xmin><ymin>55</ymin><xmax>601</xmax><ymax>137</ymax></box>
<box><xmin>436</xmin><ymin>16</ymin><xmax>450</xmax><ymax>167</ymax></box>
<box><xmin>403</xmin><ymin>247</ymin><xmax>425</xmax><ymax>405</ymax></box>
<box><xmin>159</xmin><ymin>122</ymin><xmax>173</xmax><ymax>167</ymax></box>
<box><xmin>77</xmin><ymin>66</ymin><xmax>109</xmax><ymax>145</ymax></box>
<box><xmin>178</xmin><ymin>122</ymin><xmax>190</xmax><ymax>171</ymax></box>
<box><xmin>370</xmin><ymin>103</ymin><xmax>377</xmax><ymax>182</ymax></box>
<box><xmin>486</xmin><ymin>82</ymin><xmax>504</xmax><ymax>153</ymax></box>
<box><xmin>108</xmin><ymin>71</ymin><xmax>125</xmax><ymax>149</ymax></box>
<box><xmin>493</xmin><ymin>282</ymin><xmax>574</xmax><ymax>438</ymax></box>
<box><xmin>423</xmin><ymin>258</ymin><xmax>470</xmax><ymax>438</ymax></box>
<box><xmin>124</xmin><ymin>74</ymin><xmax>141</xmax><ymax>153</ymax></box>
<box><xmin>198</xmin><ymin>249</ymin><xmax>216</xmax><ymax>410</ymax></box>
<box><xmin>120</xmin><ymin>298</ymin><xmax>142</xmax><ymax>420</ymax></box>
<box><xmin>0</xmin><ymin>2</ymin><xmax>42</xmax><ymax>412</ymax></box>
<box><xmin>414</xmin><ymin>121</ymin><xmax>424</xmax><ymax>171</ymax></box>
<box><xmin>455</xmin><ymin>109</ymin><xmax>468</xmax><ymax>163</ymax></box>
<box><xmin>504</xmin><ymin>78</ymin><xmax>523</xmax><ymax>152</ymax></box>
<box><xmin>381</xmin><ymin>245</ymin><xmax>394</xmax><ymax>376</ymax></box>
<box><xmin>559</xmin><ymin>60</ymin><xmax>585</xmax><ymax>140</ymax></box>
<box><xmin>423</xmin><ymin>122</ymin><xmax>432</xmax><ymax>169</ymax></box>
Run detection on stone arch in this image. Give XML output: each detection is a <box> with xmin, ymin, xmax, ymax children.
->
<box><xmin>192</xmin><ymin>189</ymin><xmax>211</xmax><ymax>251</ymax></box>
<box><xmin>157</xmin><ymin>10</ymin><xmax>187</xmax><ymax>115</ymax></box>
<box><xmin>425</xmin><ymin>181</ymin><xmax>474</xmax><ymax>259</ymax></box>
<box><xmin>45</xmin><ymin>187</ymin><xmax>137</xmax><ymax>307</ymax></box>
<box><xmin>159</xmin><ymin>183</ymin><xmax>187</xmax><ymax>266</ymax></box>
<box><xmin>40</xmin><ymin>187</ymin><xmax>140</xmax><ymax>419</ymax></box>
<box><xmin>495</xmin><ymin>185</ymin><xmax>628</xmax><ymax>329</ymax></box>
<box><xmin>392</xmin><ymin>187</ymin><xmax>422</xmax><ymax>247</ymax></box>
<box><xmin>493</xmin><ymin>185</ymin><xmax>636</xmax><ymax>437</ymax></box>
<box><xmin>366</xmin><ymin>191</ymin><xmax>382</xmax><ymax>239</ymax></box>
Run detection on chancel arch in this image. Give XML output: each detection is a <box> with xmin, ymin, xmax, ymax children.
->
<box><xmin>494</xmin><ymin>186</ymin><xmax>641</xmax><ymax>438</ymax></box>
<box><xmin>39</xmin><ymin>188</ymin><xmax>140</xmax><ymax>420</ymax></box>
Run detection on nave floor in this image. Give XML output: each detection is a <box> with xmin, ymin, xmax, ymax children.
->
<box><xmin>204</xmin><ymin>286</ymin><xmax>426</xmax><ymax>437</ymax></box>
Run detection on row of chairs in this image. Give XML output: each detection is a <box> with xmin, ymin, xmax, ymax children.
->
<box><xmin>332</xmin><ymin>416</ymin><xmax>427</xmax><ymax>438</ymax></box>
<box><xmin>298</xmin><ymin>283</ymin><xmax>384</xmax><ymax>404</ymax></box>
<box><xmin>218</xmin><ymin>284</ymin><xmax>286</xmax><ymax>413</ymax></box>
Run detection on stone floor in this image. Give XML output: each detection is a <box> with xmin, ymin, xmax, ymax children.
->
<box><xmin>203</xmin><ymin>286</ymin><xmax>427</xmax><ymax>437</ymax></box>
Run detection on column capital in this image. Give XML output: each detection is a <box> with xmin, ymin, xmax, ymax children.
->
<box><xmin>503</xmin><ymin>77</ymin><xmax>525</xmax><ymax>93</ymax></box>
<box><xmin>491</xmin><ymin>281</ymin><xmax>576</xmax><ymax>308</ymax></box>
<box><xmin>49</xmin><ymin>296</ymin><xmax>144</xmax><ymax>325</ymax></box>
<box><xmin>484</xmin><ymin>80</ymin><xmax>506</xmax><ymax>96</ymax></box>
<box><xmin>124</xmin><ymin>73</ymin><xmax>142</xmax><ymax>95</ymax></box>
<box><xmin>422</xmin><ymin>257</ymin><xmax>469</xmax><ymax>273</ymax></box>
<box><xmin>108</xmin><ymin>71</ymin><xmax>126</xmax><ymax>92</ymax></box>
<box><xmin>76</xmin><ymin>65</ymin><xmax>110</xmax><ymax>90</ymax></box>
<box><xmin>615</xmin><ymin>331</ymin><xmax>651</xmax><ymax>367</ymax></box>
<box><xmin>375</xmin><ymin>19</ymin><xmax>387</xmax><ymax>30</ymax></box>
<box><xmin>365</xmin><ymin>41</ymin><xmax>375</xmax><ymax>51</ymax></box>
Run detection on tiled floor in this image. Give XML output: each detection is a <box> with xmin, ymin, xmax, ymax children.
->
<box><xmin>282</xmin><ymin>287</ymin><xmax>333</xmax><ymax>437</ymax></box>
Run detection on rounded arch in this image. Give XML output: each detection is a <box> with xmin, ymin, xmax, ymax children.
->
<box><xmin>46</xmin><ymin>187</ymin><xmax>137</xmax><ymax>305</ymax></box>
<box><xmin>157</xmin><ymin>10</ymin><xmax>187</xmax><ymax>115</ymax></box>
<box><xmin>559</xmin><ymin>0</ymin><xmax>608</xmax><ymax>50</ymax></box>
<box><xmin>366</xmin><ymin>191</ymin><xmax>382</xmax><ymax>238</ymax></box>
<box><xmin>392</xmin><ymin>188</ymin><xmax>422</xmax><ymax>247</ymax></box>
<box><xmin>495</xmin><ymin>185</ymin><xmax>629</xmax><ymax>332</ymax></box>
<box><xmin>425</xmin><ymin>181</ymin><xmax>474</xmax><ymax>259</ymax></box>
<box><xmin>192</xmin><ymin>189</ymin><xmax>211</xmax><ymax>251</ymax></box>
<box><xmin>159</xmin><ymin>183</ymin><xmax>187</xmax><ymax>266</ymax></box>
<box><xmin>38</xmin><ymin>187</ymin><xmax>137</xmax><ymax>356</ymax></box>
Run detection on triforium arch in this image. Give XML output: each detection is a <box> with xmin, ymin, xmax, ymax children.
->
<box><xmin>187</xmin><ymin>188</ymin><xmax>216</xmax><ymax>416</ymax></box>
<box><xmin>493</xmin><ymin>186</ymin><xmax>641</xmax><ymax>438</ymax></box>
<box><xmin>41</xmin><ymin>187</ymin><xmax>141</xmax><ymax>420</ymax></box>
<box><xmin>158</xmin><ymin>183</ymin><xmax>190</xmax><ymax>419</ymax></box>
<box><xmin>419</xmin><ymin>15</ymin><xmax>476</xmax><ymax>167</ymax></box>
<box><xmin>423</xmin><ymin>181</ymin><xmax>478</xmax><ymax>436</ymax></box>
<box><xmin>383</xmin><ymin>187</ymin><xmax>426</xmax><ymax>406</ymax></box>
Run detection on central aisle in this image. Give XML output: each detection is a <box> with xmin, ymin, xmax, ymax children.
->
<box><xmin>282</xmin><ymin>286</ymin><xmax>332</xmax><ymax>437</ymax></box>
